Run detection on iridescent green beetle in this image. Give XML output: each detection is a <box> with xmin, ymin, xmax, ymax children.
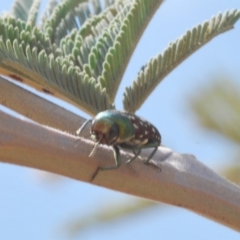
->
<box><xmin>76</xmin><ymin>110</ymin><xmax>161</xmax><ymax>179</ymax></box>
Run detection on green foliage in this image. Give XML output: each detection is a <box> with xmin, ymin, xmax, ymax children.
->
<box><xmin>98</xmin><ymin>0</ymin><xmax>164</xmax><ymax>102</ymax></box>
<box><xmin>9</xmin><ymin>0</ymin><xmax>40</xmax><ymax>25</ymax></box>
<box><xmin>0</xmin><ymin>17</ymin><xmax>111</xmax><ymax>115</ymax></box>
<box><xmin>0</xmin><ymin>0</ymin><xmax>239</xmax><ymax>117</ymax></box>
<box><xmin>123</xmin><ymin>10</ymin><xmax>240</xmax><ymax>112</ymax></box>
<box><xmin>0</xmin><ymin>0</ymin><xmax>164</xmax><ymax>115</ymax></box>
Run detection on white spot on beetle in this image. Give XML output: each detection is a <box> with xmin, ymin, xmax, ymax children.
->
<box><xmin>132</xmin><ymin>139</ymin><xmax>144</xmax><ymax>145</ymax></box>
<box><xmin>133</xmin><ymin>123</ymin><xmax>139</xmax><ymax>129</ymax></box>
<box><xmin>133</xmin><ymin>139</ymin><xmax>142</xmax><ymax>144</ymax></box>
<box><xmin>145</xmin><ymin>130</ymin><xmax>148</xmax><ymax>135</ymax></box>
<box><xmin>152</xmin><ymin>127</ymin><xmax>156</xmax><ymax>133</ymax></box>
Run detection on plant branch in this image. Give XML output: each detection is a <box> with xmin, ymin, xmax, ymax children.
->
<box><xmin>0</xmin><ymin>76</ymin><xmax>85</xmax><ymax>133</ymax></box>
<box><xmin>0</xmin><ymin>107</ymin><xmax>240</xmax><ymax>232</ymax></box>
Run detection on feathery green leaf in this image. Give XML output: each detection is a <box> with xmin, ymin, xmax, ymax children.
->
<box><xmin>8</xmin><ymin>0</ymin><xmax>40</xmax><ymax>24</ymax></box>
<box><xmin>0</xmin><ymin>17</ymin><xmax>112</xmax><ymax>116</ymax></box>
<box><xmin>99</xmin><ymin>0</ymin><xmax>164</xmax><ymax>102</ymax></box>
<box><xmin>27</xmin><ymin>0</ymin><xmax>41</xmax><ymax>26</ymax></box>
<box><xmin>123</xmin><ymin>9</ymin><xmax>240</xmax><ymax>113</ymax></box>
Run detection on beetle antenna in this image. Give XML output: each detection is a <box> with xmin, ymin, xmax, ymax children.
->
<box><xmin>89</xmin><ymin>136</ymin><xmax>102</xmax><ymax>157</ymax></box>
<box><xmin>89</xmin><ymin>143</ymin><xmax>98</xmax><ymax>157</ymax></box>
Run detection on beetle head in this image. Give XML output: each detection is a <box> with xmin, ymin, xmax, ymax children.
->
<box><xmin>91</xmin><ymin>117</ymin><xmax>119</xmax><ymax>145</ymax></box>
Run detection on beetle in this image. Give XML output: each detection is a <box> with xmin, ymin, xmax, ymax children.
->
<box><xmin>76</xmin><ymin>110</ymin><xmax>161</xmax><ymax>180</ymax></box>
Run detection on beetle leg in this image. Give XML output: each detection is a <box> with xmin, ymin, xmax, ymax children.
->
<box><xmin>76</xmin><ymin>119</ymin><xmax>91</xmax><ymax>135</ymax></box>
<box><xmin>74</xmin><ymin>119</ymin><xmax>92</xmax><ymax>148</ymax></box>
<box><xmin>144</xmin><ymin>144</ymin><xmax>159</xmax><ymax>164</ymax></box>
<box><xmin>125</xmin><ymin>149</ymin><xmax>141</xmax><ymax>164</ymax></box>
<box><xmin>127</xmin><ymin>142</ymin><xmax>159</xmax><ymax>165</ymax></box>
<box><xmin>91</xmin><ymin>145</ymin><xmax>121</xmax><ymax>180</ymax></box>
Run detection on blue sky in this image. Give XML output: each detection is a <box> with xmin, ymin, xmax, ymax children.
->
<box><xmin>0</xmin><ymin>0</ymin><xmax>240</xmax><ymax>239</ymax></box>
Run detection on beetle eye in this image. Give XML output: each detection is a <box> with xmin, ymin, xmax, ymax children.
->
<box><xmin>108</xmin><ymin>123</ymin><xmax>119</xmax><ymax>144</ymax></box>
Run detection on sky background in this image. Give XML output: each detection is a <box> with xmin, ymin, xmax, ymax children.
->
<box><xmin>1</xmin><ymin>0</ymin><xmax>240</xmax><ymax>239</ymax></box>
